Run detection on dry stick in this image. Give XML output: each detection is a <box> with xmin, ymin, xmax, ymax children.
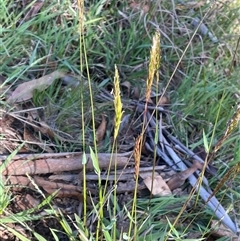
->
<box><xmin>48</xmin><ymin>165</ymin><xmax>167</xmax><ymax>182</ymax></box>
<box><xmin>146</xmin><ymin>1</ymin><xmax>238</xmax><ymax>233</ymax></box>
<box><xmin>162</xmin><ymin>129</ymin><xmax>218</xmax><ymax>189</ymax></box>
<box><xmin>161</xmin><ymin>135</ymin><xmax>237</xmax><ymax>234</ymax></box>
<box><xmin>161</xmin><ymin>133</ymin><xmax>211</xmax><ymax>188</ymax></box>
<box><xmin>2</xmin><ymin>153</ymin><xmax>132</xmax><ymax>175</ymax></box>
<box><xmin>3</xmin><ymin>175</ymin><xmax>84</xmax><ymax>201</ymax></box>
<box><xmin>139</xmin><ymin>107</ymin><xmax>237</xmax><ymax>232</ymax></box>
<box><xmin>169</xmin><ymin>15</ymin><xmax>236</xmax><ymax>238</ymax></box>
<box><xmin>159</xmin><ymin>130</ymin><xmax>236</xmax><ymax>231</ymax></box>
<box><xmin>164</xmin><ymin>131</ymin><xmax>205</xmax><ymax>161</ymax></box>
<box><xmin>97</xmin><ymin>89</ymin><xmax>172</xmax><ymax>114</ymax></box>
<box><xmin>0</xmin><ymin>153</ymin><xmax>66</xmax><ymax>160</ymax></box>
<box><xmin>146</xmin><ymin>126</ymin><xmax>176</xmax><ymax>169</ymax></box>
<box><xmin>146</xmin><ymin>111</ymin><xmax>178</xmax><ymax>170</ymax></box>
<box><xmin>143</xmin><ymin>106</ymin><xmax>237</xmax><ymax>232</ymax></box>
<box><xmin>146</xmin><ymin>110</ymin><xmax>210</xmax><ymax>187</ymax></box>
<box><xmin>0</xmin><ymin>151</ymin><xmax>132</xmax><ymax>161</ymax></box>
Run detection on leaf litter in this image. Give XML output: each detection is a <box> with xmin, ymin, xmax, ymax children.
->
<box><xmin>1</xmin><ymin>1</ymin><xmax>239</xmax><ymax>240</ymax></box>
<box><xmin>7</xmin><ymin>71</ymin><xmax>66</xmax><ymax>103</ymax></box>
<box><xmin>1</xmin><ymin>77</ymin><xmax>238</xmax><ymax>237</ymax></box>
<box><xmin>2</xmin><ymin>69</ymin><xmax>238</xmax><ymax>239</ymax></box>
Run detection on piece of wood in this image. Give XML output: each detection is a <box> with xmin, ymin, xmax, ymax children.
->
<box><xmin>2</xmin><ymin>152</ymin><xmax>132</xmax><ymax>175</ymax></box>
<box><xmin>4</xmin><ymin>175</ymin><xmax>85</xmax><ymax>201</ymax></box>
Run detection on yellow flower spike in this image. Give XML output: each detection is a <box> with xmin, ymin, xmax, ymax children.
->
<box><xmin>113</xmin><ymin>65</ymin><xmax>123</xmax><ymax>140</ymax></box>
<box><xmin>213</xmin><ymin>104</ymin><xmax>240</xmax><ymax>154</ymax></box>
<box><xmin>146</xmin><ymin>31</ymin><xmax>161</xmax><ymax>101</ymax></box>
<box><xmin>225</xmin><ymin>104</ymin><xmax>240</xmax><ymax>138</ymax></box>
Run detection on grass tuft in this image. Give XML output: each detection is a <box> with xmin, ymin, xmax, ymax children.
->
<box><xmin>0</xmin><ymin>0</ymin><xmax>240</xmax><ymax>240</ymax></box>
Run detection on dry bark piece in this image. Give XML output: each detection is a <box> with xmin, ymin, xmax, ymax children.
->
<box><xmin>4</xmin><ymin>175</ymin><xmax>84</xmax><ymax>202</ymax></box>
<box><xmin>49</xmin><ymin>165</ymin><xmax>167</xmax><ymax>182</ymax></box>
<box><xmin>15</xmin><ymin>194</ymin><xmax>40</xmax><ymax>210</ymax></box>
<box><xmin>167</xmin><ymin>160</ymin><xmax>203</xmax><ymax>190</ymax></box>
<box><xmin>48</xmin><ymin>174</ymin><xmax>77</xmax><ymax>182</ymax></box>
<box><xmin>2</xmin><ymin>152</ymin><xmax>131</xmax><ymax>175</ymax></box>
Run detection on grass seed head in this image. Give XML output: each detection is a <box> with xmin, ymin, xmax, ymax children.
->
<box><xmin>113</xmin><ymin>65</ymin><xmax>123</xmax><ymax>140</ymax></box>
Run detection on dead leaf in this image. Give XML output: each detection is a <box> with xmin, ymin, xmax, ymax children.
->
<box><xmin>22</xmin><ymin>1</ymin><xmax>44</xmax><ymax>22</ymax></box>
<box><xmin>132</xmin><ymin>86</ymin><xmax>140</xmax><ymax>99</ymax></box>
<box><xmin>96</xmin><ymin>115</ymin><xmax>107</xmax><ymax>143</ymax></box>
<box><xmin>158</xmin><ymin>95</ymin><xmax>170</xmax><ymax>105</ymax></box>
<box><xmin>121</xmin><ymin>81</ymin><xmax>132</xmax><ymax>96</ymax></box>
<box><xmin>7</xmin><ymin>70</ymin><xmax>66</xmax><ymax>103</ymax></box>
<box><xmin>166</xmin><ymin>160</ymin><xmax>203</xmax><ymax>191</ymax></box>
<box><xmin>211</xmin><ymin>220</ymin><xmax>236</xmax><ymax>238</ymax></box>
<box><xmin>141</xmin><ymin>172</ymin><xmax>172</xmax><ymax>196</ymax></box>
<box><xmin>119</xmin><ymin>114</ymin><xmax>131</xmax><ymax>133</ymax></box>
<box><xmin>129</xmin><ymin>1</ymin><xmax>150</xmax><ymax>14</ymax></box>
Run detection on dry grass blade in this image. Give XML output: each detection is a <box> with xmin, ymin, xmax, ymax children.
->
<box><xmin>206</xmin><ymin>162</ymin><xmax>240</xmax><ymax>205</ymax></box>
<box><xmin>206</xmin><ymin>104</ymin><xmax>240</xmax><ymax>195</ymax></box>
<box><xmin>140</xmin><ymin>105</ymin><xmax>238</xmax><ymax>233</ymax></box>
<box><xmin>21</xmin><ymin>1</ymin><xmax>44</xmax><ymax>23</ymax></box>
<box><xmin>96</xmin><ymin>114</ymin><xmax>107</xmax><ymax>143</ymax></box>
<box><xmin>213</xmin><ymin>104</ymin><xmax>240</xmax><ymax>154</ymax></box>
